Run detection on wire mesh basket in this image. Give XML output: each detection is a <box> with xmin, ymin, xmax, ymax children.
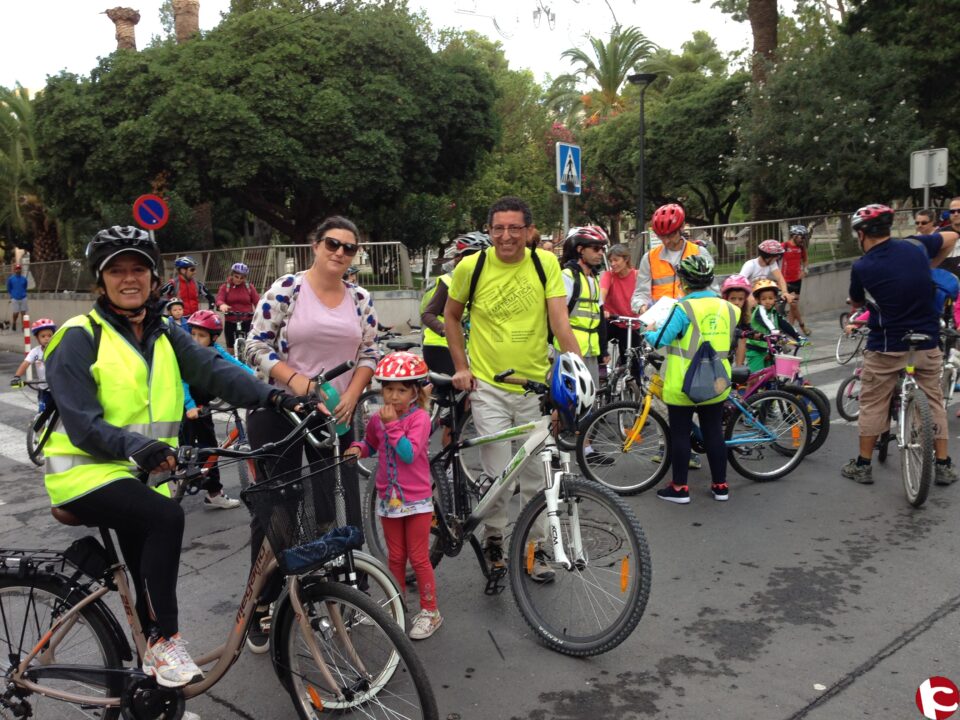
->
<box><xmin>241</xmin><ymin>458</ymin><xmax>353</xmax><ymax>573</ymax></box>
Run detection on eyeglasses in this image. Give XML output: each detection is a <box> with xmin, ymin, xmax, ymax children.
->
<box><xmin>490</xmin><ymin>224</ymin><xmax>528</xmax><ymax>238</ymax></box>
<box><xmin>321</xmin><ymin>237</ymin><xmax>360</xmax><ymax>256</ymax></box>
<box><xmin>916</xmin><ymin>220</ymin><xmax>932</xmax><ymax>226</ymax></box>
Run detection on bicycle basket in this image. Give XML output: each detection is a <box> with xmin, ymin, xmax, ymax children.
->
<box><xmin>240</xmin><ymin>461</ymin><xmax>361</xmax><ymax>574</ymax></box>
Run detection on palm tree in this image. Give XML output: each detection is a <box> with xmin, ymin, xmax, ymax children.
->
<box><xmin>640</xmin><ymin>31</ymin><xmax>727</xmax><ymax>84</ymax></box>
<box><xmin>0</xmin><ymin>86</ymin><xmax>63</xmax><ymax>261</ymax></box>
<box><xmin>547</xmin><ymin>26</ymin><xmax>658</xmax><ymax>125</ymax></box>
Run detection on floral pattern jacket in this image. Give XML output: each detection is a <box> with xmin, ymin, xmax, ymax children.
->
<box><xmin>245</xmin><ymin>272</ymin><xmax>380</xmax><ymax>385</ymax></box>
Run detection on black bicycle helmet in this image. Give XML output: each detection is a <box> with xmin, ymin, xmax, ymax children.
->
<box><xmin>676</xmin><ymin>254</ymin><xmax>714</xmax><ymax>289</ymax></box>
<box><xmin>86</xmin><ymin>226</ymin><xmax>162</xmax><ymax>280</ymax></box>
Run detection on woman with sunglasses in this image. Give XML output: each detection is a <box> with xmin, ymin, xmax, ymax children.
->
<box><xmin>242</xmin><ymin>215</ymin><xmax>379</xmax><ymax>652</ymax></box>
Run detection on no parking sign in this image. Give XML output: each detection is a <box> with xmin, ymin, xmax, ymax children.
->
<box><xmin>132</xmin><ymin>194</ymin><xmax>170</xmax><ymax>231</ymax></box>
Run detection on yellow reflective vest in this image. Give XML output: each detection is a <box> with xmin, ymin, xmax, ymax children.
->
<box><xmin>662</xmin><ymin>296</ymin><xmax>737</xmax><ymax>406</ymax></box>
<box><xmin>43</xmin><ymin>310</ymin><xmax>184</xmax><ymax>506</ymax></box>
<box><xmin>420</xmin><ymin>274</ymin><xmax>450</xmax><ymax>348</ymax></box>
<box><xmin>555</xmin><ymin>265</ymin><xmax>601</xmax><ymax>356</ymax></box>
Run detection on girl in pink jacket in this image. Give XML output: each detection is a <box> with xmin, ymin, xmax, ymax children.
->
<box><xmin>345</xmin><ymin>352</ymin><xmax>440</xmax><ymax>640</ymax></box>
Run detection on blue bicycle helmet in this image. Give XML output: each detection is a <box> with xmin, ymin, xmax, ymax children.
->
<box><xmin>550</xmin><ymin>352</ymin><xmax>596</xmax><ymax>427</ymax></box>
<box><xmin>175</xmin><ymin>256</ymin><xmax>197</xmax><ymax>269</ymax></box>
<box><xmin>231</xmin><ymin>262</ymin><xmax>249</xmax><ymax>275</ymax></box>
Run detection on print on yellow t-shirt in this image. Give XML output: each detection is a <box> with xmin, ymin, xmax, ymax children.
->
<box><xmin>448</xmin><ymin>248</ymin><xmax>565</xmax><ymax>393</ymax></box>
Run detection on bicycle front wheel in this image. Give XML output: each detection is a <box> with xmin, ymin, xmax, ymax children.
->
<box><xmin>576</xmin><ymin>401</ymin><xmax>670</xmax><ymax>495</ymax></box>
<box><xmin>836</xmin><ymin>373</ymin><xmax>862</xmax><ymax>422</ymax></box>
<box><xmin>0</xmin><ymin>576</ymin><xmax>124</xmax><ymax>720</ymax></box>
<box><xmin>901</xmin><ymin>389</ymin><xmax>934</xmax><ymax>507</ymax></box>
<box><xmin>508</xmin><ymin>477</ymin><xmax>651</xmax><ymax>657</ymax></box>
<box><xmin>835</xmin><ymin>331</ymin><xmax>863</xmax><ymax>365</ymax></box>
<box><xmin>276</xmin><ymin>580</ymin><xmax>438</xmax><ymax>720</ymax></box>
<box><xmin>726</xmin><ymin>390</ymin><xmax>810</xmax><ymax>482</ymax></box>
<box><xmin>26</xmin><ymin>407</ymin><xmax>53</xmax><ymax>467</ymax></box>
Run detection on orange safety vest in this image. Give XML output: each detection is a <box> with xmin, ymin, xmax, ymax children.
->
<box><xmin>649</xmin><ymin>241</ymin><xmax>699</xmax><ymax>302</ymax></box>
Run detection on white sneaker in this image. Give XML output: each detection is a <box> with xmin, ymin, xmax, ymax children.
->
<box><xmin>204</xmin><ymin>492</ymin><xmax>241</xmax><ymax>510</ymax></box>
<box><xmin>142</xmin><ymin>634</ymin><xmax>203</xmax><ymax>688</ymax></box>
<box><xmin>184</xmin><ymin>713</ymin><xmax>201</xmax><ymax>720</ymax></box>
<box><xmin>408</xmin><ymin>610</ymin><xmax>442</xmax><ymax>640</ymax></box>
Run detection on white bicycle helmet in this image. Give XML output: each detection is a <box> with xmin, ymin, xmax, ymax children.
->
<box><xmin>550</xmin><ymin>352</ymin><xmax>596</xmax><ymax>427</ymax></box>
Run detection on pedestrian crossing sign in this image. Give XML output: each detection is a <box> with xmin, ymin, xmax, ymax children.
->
<box><xmin>555</xmin><ymin>142</ymin><xmax>581</xmax><ymax>196</ymax></box>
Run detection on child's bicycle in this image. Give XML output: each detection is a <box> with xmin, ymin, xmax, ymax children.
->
<box><xmin>224</xmin><ymin>310</ymin><xmax>254</xmax><ymax>359</ymax></box>
<box><xmin>0</xmin><ymin>405</ymin><xmax>436</xmax><ymax>720</ymax></box>
<box><xmin>363</xmin><ymin>367</ymin><xmax>652</xmax><ymax>658</ymax></box>
<box><xmin>16</xmin><ymin>379</ymin><xmax>56</xmax><ymax>467</ymax></box>
<box><xmin>874</xmin><ymin>332</ymin><xmax>937</xmax><ymax>507</ymax></box>
<box><xmin>576</xmin><ymin>343</ymin><xmax>812</xmax><ymax>495</ymax></box>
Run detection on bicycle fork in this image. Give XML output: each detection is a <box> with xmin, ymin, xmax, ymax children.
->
<box><xmin>538</xmin><ymin>448</ymin><xmax>581</xmax><ymax>572</ymax></box>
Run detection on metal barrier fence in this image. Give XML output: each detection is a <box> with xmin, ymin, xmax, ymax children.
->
<box><xmin>682</xmin><ymin>209</ymin><xmax>922</xmax><ymax>269</ymax></box>
<box><xmin>1</xmin><ymin>242</ymin><xmax>409</xmax><ymax>294</ymax></box>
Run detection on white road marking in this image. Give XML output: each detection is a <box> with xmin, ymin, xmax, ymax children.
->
<box><xmin>0</xmin><ymin>391</ymin><xmax>40</xmax><ymax>413</ymax></box>
<box><xmin>0</xmin><ymin>421</ymin><xmax>36</xmax><ymax>466</ymax></box>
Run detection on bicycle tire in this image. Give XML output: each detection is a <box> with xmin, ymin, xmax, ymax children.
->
<box><xmin>575</xmin><ymin>400</ymin><xmax>671</xmax><ymax>495</ymax></box>
<box><xmin>901</xmin><ymin>389</ymin><xmax>934</xmax><ymax>508</ymax></box>
<box><xmin>351</xmin><ymin>551</ymin><xmax>405</xmax><ymax>628</ymax></box>
<box><xmin>785</xmin><ymin>385</ymin><xmax>830</xmax><ymax>454</ymax></box>
<box><xmin>940</xmin><ymin>364</ymin><xmax>957</xmax><ymax>409</ymax></box>
<box><xmin>726</xmin><ymin>389</ymin><xmax>810</xmax><ymax>482</ymax></box>
<box><xmin>352</xmin><ymin>389</ymin><xmax>384</xmax><ymax>478</ymax></box>
<box><xmin>0</xmin><ymin>575</ymin><xmax>124</xmax><ymax>720</ymax></box>
<box><xmin>25</xmin><ymin>411</ymin><xmax>47</xmax><ymax>467</ymax></box>
<box><xmin>275</xmin><ymin>580</ymin><xmax>438</xmax><ymax>720</ymax></box>
<box><xmin>836</xmin><ymin>374</ymin><xmax>862</xmax><ymax>422</ymax></box>
<box><xmin>508</xmin><ymin>477</ymin><xmax>651</xmax><ymax>657</ymax></box>
<box><xmin>838</xmin><ymin>311</ymin><xmax>850</xmax><ymax>330</ymax></box>
<box><xmin>835</xmin><ymin>331</ymin><xmax>864</xmax><ymax>365</ymax></box>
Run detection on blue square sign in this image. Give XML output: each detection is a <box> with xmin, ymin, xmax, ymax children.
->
<box><xmin>556</xmin><ymin>142</ymin><xmax>581</xmax><ymax>196</ymax></box>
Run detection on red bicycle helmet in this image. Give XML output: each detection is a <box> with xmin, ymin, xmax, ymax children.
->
<box><xmin>651</xmin><ymin>204</ymin><xmax>686</xmax><ymax>237</ymax></box>
<box><xmin>187</xmin><ymin>310</ymin><xmax>223</xmax><ymax>336</ymax></box>
<box><xmin>374</xmin><ymin>351</ymin><xmax>429</xmax><ymax>382</ymax></box>
<box><xmin>758</xmin><ymin>239</ymin><xmax>784</xmax><ymax>256</ymax></box>
<box><xmin>30</xmin><ymin>318</ymin><xmax>56</xmax><ymax>335</ymax></box>
<box><xmin>565</xmin><ymin>225</ymin><xmax>609</xmax><ymax>246</ymax></box>
<box><xmin>851</xmin><ymin>204</ymin><xmax>894</xmax><ymax>234</ymax></box>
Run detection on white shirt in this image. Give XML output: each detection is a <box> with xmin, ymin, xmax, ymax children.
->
<box><xmin>25</xmin><ymin>346</ymin><xmax>46</xmax><ymax>385</ymax></box>
<box><xmin>739</xmin><ymin>258</ymin><xmax>780</xmax><ymax>284</ymax></box>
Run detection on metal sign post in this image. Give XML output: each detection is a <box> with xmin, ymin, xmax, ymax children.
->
<box><xmin>910</xmin><ymin>148</ymin><xmax>949</xmax><ymax>209</ymax></box>
<box><xmin>555</xmin><ymin>142</ymin><xmax>581</xmax><ymax>237</ymax></box>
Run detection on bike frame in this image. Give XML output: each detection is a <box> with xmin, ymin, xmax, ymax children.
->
<box><xmin>896</xmin><ymin>349</ymin><xmax>920</xmax><ymax>450</ymax></box>
<box><xmin>443</xmin><ymin>414</ymin><xmax>581</xmax><ymax>572</ymax></box>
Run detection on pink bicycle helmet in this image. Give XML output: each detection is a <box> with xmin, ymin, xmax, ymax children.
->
<box><xmin>651</xmin><ymin>204</ymin><xmax>686</xmax><ymax>237</ymax></box>
<box><xmin>30</xmin><ymin>318</ymin><xmax>56</xmax><ymax>335</ymax></box>
<box><xmin>187</xmin><ymin>310</ymin><xmax>223</xmax><ymax>336</ymax></box>
<box><xmin>374</xmin><ymin>352</ymin><xmax>429</xmax><ymax>382</ymax></box>
<box><xmin>758</xmin><ymin>239</ymin><xmax>784</xmax><ymax>256</ymax></box>
<box><xmin>720</xmin><ymin>275</ymin><xmax>751</xmax><ymax>298</ymax></box>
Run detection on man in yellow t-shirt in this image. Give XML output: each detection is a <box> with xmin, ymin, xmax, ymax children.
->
<box><xmin>445</xmin><ymin>196</ymin><xmax>580</xmax><ymax>582</ymax></box>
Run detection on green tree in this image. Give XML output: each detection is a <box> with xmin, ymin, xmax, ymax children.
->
<box><xmin>34</xmin><ymin>4</ymin><xmax>497</xmax><ymax>244</ymax></box>
<box><xmin>641</xmin><ymin>30</ymin><xmax>728</xmax><ymax>85</ymax></box>
<box><xmin>731</xmin><ymin>34</ymin><xmax>927</xmax><ymax>216</ymax></box>
<box><xmin>546</xmin><ymin>26</ymin><xmax>658</xmax><ymax>125</ymax></box>
<box><xmin>0</xmin><ymin>86</ymin><xmax>63</xmax><ymax>260</ymax></box>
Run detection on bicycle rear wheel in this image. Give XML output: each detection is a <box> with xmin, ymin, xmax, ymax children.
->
<box><xmin>276</xmin><ymin>580</ymin><xmax>438</xmax><ymax>720</ymax></box>
<box><xmin>836</xmin><ymin>373</ymin><xmax>862</xmax><ymax>422</ymax></box>
<box><xmin>0</xmin><ymin>576</ymin><xmax>124</xmax><ymax>720</ymax></box>
<box><xmin>901</xmin><ymin>389</ymin><xmax>934</xmax><ymax>507</ymax></box>
<box><xmin>726</xmin><ymin>390</ymin><xmax>810</xmax><ymax>481</ymax></box>
<box><xmin>508</xmin><ymin>477</ymin><xmax>651</xmax><ymax>657</ymax></box>
<box><xmin>835</xmin><ymin>331</ymin><xmax>863</xmax><ymax>365</ymax></box>
<box><xmin>26</xmin><ymin>409</ymin><xmax>51</xmax><ymax>467</ymax></box>
<box><xmin>785</xmin><ymin>385</ymin><xmax>830</xmax><ymax>454</ymax></box>
<box><xmin>575</xmin><ymin>401</ymin><xmax>671</xmax><ymax>495</ymax></box>
<box><xmin>352</xmin><ymin>390</ymin><xmax>384</xmax><ymax>478</ymax></box>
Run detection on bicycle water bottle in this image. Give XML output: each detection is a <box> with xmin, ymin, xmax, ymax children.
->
<box><xmin>320</xmin><ymin>382</ymin><xmax>350</xmax><ymax>436</ymax></box>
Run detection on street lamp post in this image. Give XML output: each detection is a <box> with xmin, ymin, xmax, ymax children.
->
<box><xmin>627</xmin><ymin>72</ymin><xmax>658</xmax><ymax>264</ymax></box>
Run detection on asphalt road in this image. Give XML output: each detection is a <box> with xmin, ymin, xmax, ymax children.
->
<box><xmin>1</xmin><ymin>312</ymin><xmax>958</xmax><ymax>719</ymax></box>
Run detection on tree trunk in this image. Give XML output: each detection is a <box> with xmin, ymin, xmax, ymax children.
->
<box><xmin>747</xmin><ymin>0</ymin><xmax>777</xmax><ymax>220</ymax></box>
<box><xmin>609</xmin><ymin>213</ymin><xmax>621</xmax><ymax>243</ymax></box>
<box><xmin>190</xmin><ymin>201</ymin><xmax>215</xmax><ymax>249</ymax></box>
<box><xmin>172</xmin><ymin>0</ymin><xmax>200</xmax><ymax>44</ymax></box>
<box><xmin>104</xmin><ymin>7</ymin><xmax>141</xmax><ymax>51</ymax></box>
<box><xmin>21</xmin><ymin>196</ymin><xmax>64</xmax><ymax>261</ymax></box>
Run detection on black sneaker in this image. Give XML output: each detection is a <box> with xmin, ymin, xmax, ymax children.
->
<box><xmin>656</xmin><ymin>484</ymin><xmax>690</xmax><ymax>504</ymax></box>
<box><xmin>246</xmin><ymin>605</ymin><xmax>270</xmax><ymax>654</ymax></box>
<box><xmin>482</xmin><ymin>535</ymin><xmax>505</xmax><ymax>571</ymax></box>
<box><xmin>711</xmin><ymin>483</ymin><xmax>729</xmax><ymax>502</ymax></box>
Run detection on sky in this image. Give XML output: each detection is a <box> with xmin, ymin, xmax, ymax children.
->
<box><xmin>1</xmin><ymin>0</ymin><xmax>759</xmax><ymax>91</ymax></box>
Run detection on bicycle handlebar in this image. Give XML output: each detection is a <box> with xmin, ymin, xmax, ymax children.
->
<box><xmin>607</xmin><ymin>314</ymin><xmax>646</xmax><ymax>328</ymax></box>
<box><xmin>493</xmin><ymin>369</ymin><xmax>549</xmax><ymax>396</ymax></box>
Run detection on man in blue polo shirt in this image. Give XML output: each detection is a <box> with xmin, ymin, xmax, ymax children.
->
<box><xmin>6</xmin><ymin>263</ymin><xmax>28</xmax><ymax>332</ymax></box>
<box><xmin>843</xmin><ymin>204</ymin><xmax>959</xmax><ymax>485</ymax></box>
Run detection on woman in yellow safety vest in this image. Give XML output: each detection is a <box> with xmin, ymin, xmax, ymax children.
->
<box><xmin>420</xmin><ymin>231</ymin><xmax>490</xmax><ymax>375</ymax></box>
<box><xmin>643</xmin><ymin>255</ymin><xmax>738</xmax><ymax>506</ymax></box>
<box><xmin>43</xmin><ymin>226</ymin><xmax>301</xmax><ymax>688</ymax></box>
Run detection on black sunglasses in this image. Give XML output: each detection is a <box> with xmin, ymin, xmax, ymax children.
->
<box><xmin>320</xmin><ymin>236</ymin><xmax>359</xmax><ymax>256</ymax></box>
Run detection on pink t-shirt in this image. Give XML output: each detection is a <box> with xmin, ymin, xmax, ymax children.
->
<box><xmin>600</xmin><ymin>268</ymin><xmax>638</xmax><ymax>325</ymax></box>
<box><xmin>285</xmin><ymin>281</ymin><xmax>360</xmax><ymax>394</ymax></box>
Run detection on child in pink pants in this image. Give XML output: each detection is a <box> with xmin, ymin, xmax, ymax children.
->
<box><xmin>346</xmin><ymin>352</ymin><xmax>441</xmax><ymax>640</ymax></box>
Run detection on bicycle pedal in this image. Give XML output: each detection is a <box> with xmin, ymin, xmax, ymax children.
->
<box><xmin>483</xmin><ymin>567</ymin><xmax>507</xmax><ymax>596</ymax></box>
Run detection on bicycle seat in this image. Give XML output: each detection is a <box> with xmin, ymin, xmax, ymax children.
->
<box><xmin>51</xmin><ymin>507</ymin><xmax>84</xmax><ymax>527</ymax></box>
<box><xmin>731</xmin><ymin>366</ymin><xmax>751</xmax><ymax>385</ymax></box>
<box><xmin>902</xmin><ymin>332</ymin><xmax>932</xmax><ymax>346</ymax></box>
<box><xmin>943</xmin><ymin>328</ymin><xmax>960</xmax><ymax>340</ymax></box>
<box><xmin>386</xmin><ymin>341</ymin><xmax>419</xmax><ymax>351</ymax></box>
<box><xmin>428</xmin><ymin>371</ymin><xmax>454</xmax><ymax>389</ymax></box>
